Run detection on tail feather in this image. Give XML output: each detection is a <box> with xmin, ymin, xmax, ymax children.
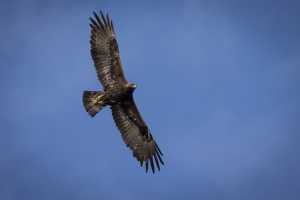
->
<box><xmin>83</xmin><ymin>91</ymin><xmax>106</xmax><ymax>117</ymax></box>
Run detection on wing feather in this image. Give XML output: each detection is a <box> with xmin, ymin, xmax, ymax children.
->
<box><xmin>110</xmin><ymin>100</ymin><xmax>164</xmax><ymax>173</ymax></box>
<box><xmin>153</xmin><ymin>153</ymin><xmax>160</xmax><ymax>171</ymax></box>
<box><xmin>111</xmin><ymin>20</ymin><xmax>115</xmax><ymax>32</ymax></box>
<box><xmin>90</xmin><ymin>11</ymin><xmax>127</xmax><ymax>90</ymax></box>
<box><xmin>145</xmin><ymin>160</ymin><xmax>149</xmax><ymax>173</ymax></box>
<box><xmin>93</xmin><ymin>11</ymin><xmax>103</xmax><ymax>26</ymax></box>
<box><xmin>106</xmin><ymin>13</ymin><xmax>111</xmax><ymax>27</ymax></box>
<box><xmin>100</xmin><ymin>11</ymin><xmax>108</xmax><ymax>26</ymax></box>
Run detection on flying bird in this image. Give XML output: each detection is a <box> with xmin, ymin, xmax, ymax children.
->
<box><xmin>82</xmin><ymin>10</ymin><xmax>164</xmax><ymax>173</ymax></box>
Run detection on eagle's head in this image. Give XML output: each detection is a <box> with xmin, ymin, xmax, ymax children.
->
<box><xmin>125</xmin><ymin>83</ymin><xmax>137</xmax><ymax>92</ymax></box>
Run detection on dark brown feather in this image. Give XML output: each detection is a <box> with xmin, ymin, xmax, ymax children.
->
<box><xmin>100</xmin><ymin>10</ymin><xmax>108</xmax><ymax>26</ymax></box>
<box><xmin>106</xmin><ymin>13</ymin><xmax>111</xmax><ymax>27</ymax></box>
<box><xmin>89</xmin><ymin>11</ymin><xmax>127</xmax><ymax>90</ymax></box>
<box><xmin>146</xmin><ymin>161</ymin><xmax>149</xmax><ymax>173</ymax></box>
<box><xmin>110</xmin><ymin>99</ymin><xmax>164</xmax><ymax>173</ymax></box>
<box><xmin>153</xmin><ymin>153</ymin><xmax>160</xmax><ymax>171</ymax></box>
<box><xmin>111</xmin><ymin>20</ymin><xmax>114</xmax><ymax>32</ymax></box>
<box><xmin>93</xmin><ymin>11</ymin><xmax>103</xmax><ymax>26</ymax></box>
<box><xmin>89</xmin><ymin>18</ymin><xmax>98</xmax><ymax>26</ymax></box>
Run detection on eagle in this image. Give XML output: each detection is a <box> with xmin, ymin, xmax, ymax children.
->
<box><xmin>82</xmin><ymin>10</ymin><xmax>164</xmax><ymax>173</ymax></box>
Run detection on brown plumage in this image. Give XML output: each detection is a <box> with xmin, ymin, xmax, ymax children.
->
<box><xmin>82</xmin><ymin>10</ymin><xmax>164</xmax><ymax>173</ymax></box>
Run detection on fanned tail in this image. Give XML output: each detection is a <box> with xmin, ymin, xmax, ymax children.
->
<box><xmin>83</xmin><ymin>91</ymin><xmax>106</xmax><ymax>117</ymax></box>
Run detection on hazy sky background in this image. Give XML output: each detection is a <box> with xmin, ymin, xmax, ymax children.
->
<box><xmin>1</xmin><ymin>0</ymin><xmax>299</xmax><ymax>199</ymax></box>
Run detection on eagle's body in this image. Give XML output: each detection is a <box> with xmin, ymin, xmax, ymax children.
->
<box><xmin>82</xmin><ymin>11</ymin><xmax>164</xmax><ymax>173</ymax></box>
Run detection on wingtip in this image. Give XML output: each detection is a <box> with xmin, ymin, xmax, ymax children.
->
<box><xmin>154</xmin><ymin>154</ymin><xmax>160</xmax><ymax>171</ymax></box>
<box><xmin>100</xmin><ymin>10</ymin><xmax>107</xmax><ymax>25</ymax></box>
<box><xmin>156</xmin><ymin>143</ymin><xmax>163</xmax><ymax>156</ymax></box>
<box><xmin>89</xmin><ymin>17</ymin><xmax>98</xmax><ymax>26</ymax></box>
<box><xmin>106</xmin><ymin>13</ymin><xmax>110</xmax><ymax>26</ymax></box>
<box><xmin>150</xmin><ymin>157</ymin><xmax>155</xmax><ymax>174</ymax></box>
<box><xmin>156</xmin><ymin>151</ymin><xmax>164</xmax><ymax>165</ymax></box>
<box><xmin>140</xmin><ymin>160</ymin><xmax>143</xmax><ymax>167</ymax></box>
<box><xmin>145</xmin><ymin>161</ymin><xmax>149</xmax><ymax>173</ymax></box>
<box><xmin>93</xmin><ymin>11</ymin><xmax>98</xmax><ymax>20</ymax></box>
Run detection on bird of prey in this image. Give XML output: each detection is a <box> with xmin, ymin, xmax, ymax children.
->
<box><xmin>82</xmin><ymin>10</ymin><xmax>164</xmax><ymax>173</ymax></box>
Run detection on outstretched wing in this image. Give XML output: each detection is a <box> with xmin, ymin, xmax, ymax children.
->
<box><xmin>110</xmin><ymin>98</ymin><xmax>164</xmax><ymax>173</ymax></box>
<box><xmin>89</xmin><ymin>11</ymin><xmax>127</xmax><ymax>91</ymax></box>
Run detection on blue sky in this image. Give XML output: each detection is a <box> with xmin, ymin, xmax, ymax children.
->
<box><xmin>1</xmin><ymin>0</ymin><xmax>299</xmax><ymax>199</ymax></box>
